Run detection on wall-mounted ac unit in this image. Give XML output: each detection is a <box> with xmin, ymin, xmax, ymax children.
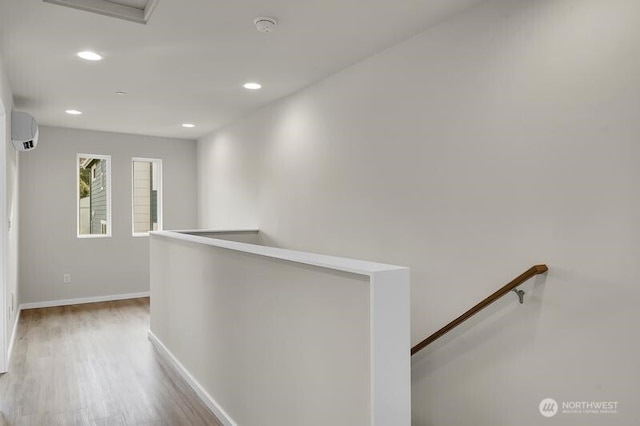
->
<box><xmin>11</xmin><ymin>111</ymin><xmax>39</xmax><ymax>151</ymax></box>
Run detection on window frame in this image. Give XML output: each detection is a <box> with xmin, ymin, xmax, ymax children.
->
<box><xmin>131</xmin><ymin>157</ymin><xmax>163</xmax><ymax>237</ymax></box>
<box><xmin>77</xmin><ymin>153</ymin><xmax>112</xmax><ymax>238</ymax></box>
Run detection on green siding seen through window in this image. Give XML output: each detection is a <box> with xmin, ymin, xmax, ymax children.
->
<box><xmin>78</xmin><ymin>154</ymin><xmax>111</xmax><ymax>237</ymax></box>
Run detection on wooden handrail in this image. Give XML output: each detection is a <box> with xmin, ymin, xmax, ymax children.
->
<box><xmin>411</xmin><ymin>264</ymin><xmax>548</xmax><ymax>356</ymax></box>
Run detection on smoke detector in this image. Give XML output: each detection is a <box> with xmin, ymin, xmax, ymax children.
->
<box><xmin>254</xmin><ymin>17</ymin><xmax>277</xmax><ymax>33</ymax></box>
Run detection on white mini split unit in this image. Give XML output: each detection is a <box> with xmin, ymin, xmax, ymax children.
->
<box><xmin>11</xmin><ymin>111</ymin><xmax>39</xmax><ymax>151</ymax></box>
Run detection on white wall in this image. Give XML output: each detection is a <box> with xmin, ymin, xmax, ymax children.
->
<box><xmin>198</xmin><ymin>0</ymin><xmax>640</xmax><ymax>424</ymax></box>
<box><xmin>19</xmin><ymin>126</ymin><xmax>197</xmax><ymax>304</ymax></box>
<box><xmin>0</xmin><ymin>52</ymin><xmax>19</xmax><ymax>370</ymax></box>
<box><xmin>197</xmin><ymin>125</ymin><xmax>261</xmax><ymax>230</ymax></box>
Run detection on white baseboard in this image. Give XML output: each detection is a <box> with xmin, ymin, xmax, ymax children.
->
<box><xmin>148</xmin><ymin>330</ymin><xmax>237</xmax><ymax>426</ymax></box>
<box><xmin>7</xmin><ymin>307</ymin><xmax>21</xmax><ymax>365</ymax></box>
<box><xmin>19</xmin><ymin>291</ymin><xmax>150</xmax><ymax>310</ymax></box>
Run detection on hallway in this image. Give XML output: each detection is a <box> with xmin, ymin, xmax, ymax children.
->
<box><xmin>0</xmin><ymin>298</ymin><xmax>222</xmax><ymax>425</ymax></box>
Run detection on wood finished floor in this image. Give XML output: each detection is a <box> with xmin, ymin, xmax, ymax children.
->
<box><xmin>0</xmin><ymin>298</ymin><xmax>223</xmax><ymax>426</ymax></box>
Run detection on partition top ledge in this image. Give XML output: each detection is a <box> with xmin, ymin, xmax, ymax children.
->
<box><xmin>150</xmin><ymin>229</ymin><xmax>408</xmax><ymax>276</ymax></box>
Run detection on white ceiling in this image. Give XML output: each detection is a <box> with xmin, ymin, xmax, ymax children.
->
<box><xmin>0</xmin><ymin>0</ymin><xmax>486</xmax><ymax>139</ymax></box>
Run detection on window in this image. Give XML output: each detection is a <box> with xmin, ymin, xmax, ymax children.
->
<box><xmin>132</xmin><ymin>158</ymin><xmax>162</xmax><ymax>236</ymax></box>
<box><xmin>78</xmin><ymin>154</ymin><xmax>111</xmax><ymax>237</ymax></box>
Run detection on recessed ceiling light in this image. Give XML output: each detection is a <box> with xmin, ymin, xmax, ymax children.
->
<box><xmin>182</xmin><ymin>123</ymin><xmax>195</xmax><ymax>128</ymax></box>
<box><xmin>65</xmin><ymin>109</ymin><xmax>83</xmax><ymax>115</ymax></box>
<box><xmin>243</xmin><ymin>82</ymin><xmax>262</xmax><ymax>90</ymax></box>
<box><xmin>77</xmin><ymin>51</ymin><xmax>103</xmax><ymax>61</ymax></box>
<box><xmin>116</xmin><ymin>91</ymin><xmax>127</xmax><ymax>96</ymax></box>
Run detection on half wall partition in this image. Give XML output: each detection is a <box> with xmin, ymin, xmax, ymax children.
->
<box><xmin>149</xmin><ymin>230</ymin><xmax>410</xmax><ymax>426</ymax></box>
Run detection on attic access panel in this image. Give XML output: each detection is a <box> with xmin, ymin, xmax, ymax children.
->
<box><xmin>43</xmin><ymin>0</ymin><xmax>159</xmax><ymax>24</ymax></box>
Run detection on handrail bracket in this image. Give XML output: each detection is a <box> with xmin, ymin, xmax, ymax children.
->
<box><xmin>512</xmin><ymin>288</ymin><xmax>525</xmax><ymax>304</ymax></box>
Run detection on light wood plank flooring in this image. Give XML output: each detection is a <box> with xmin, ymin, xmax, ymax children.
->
<box><xmin>0</xmin><ymin>298</ymin><xmax>223</xmax><ymax>426</ymax></box>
